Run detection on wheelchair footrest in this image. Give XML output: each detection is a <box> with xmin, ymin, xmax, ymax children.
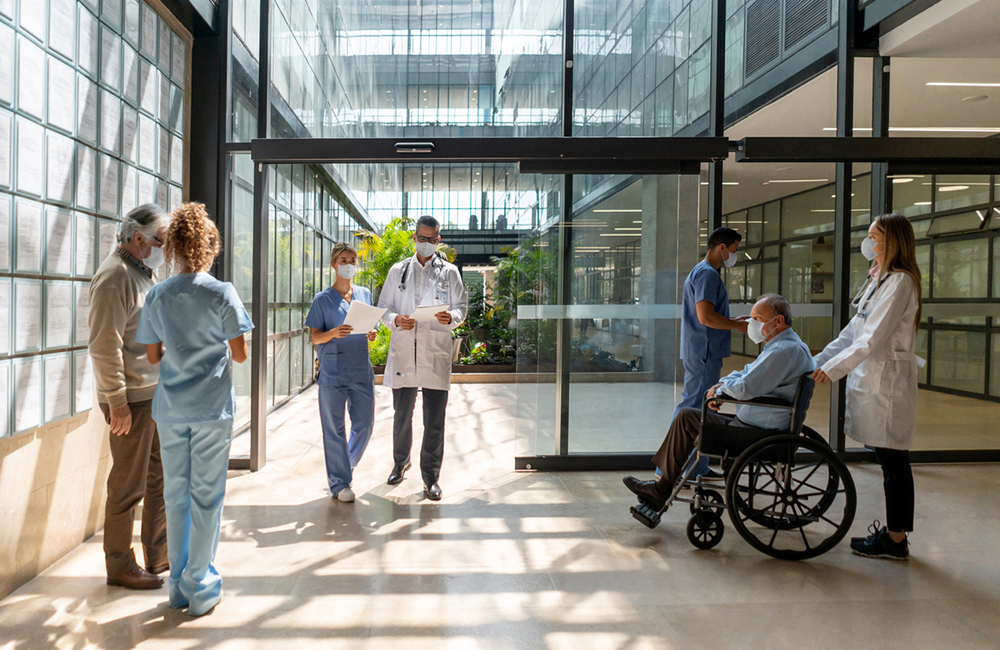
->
<box><xmin>630</xmin><ymin>502</ymin><xmax>662</xmax><ymax>529</ymax></box>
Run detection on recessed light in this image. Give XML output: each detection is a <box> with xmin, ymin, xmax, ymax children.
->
<box><xmin>914</xmin><ymin>202</ymin><xmax>931</xmax><ymax>206</ymax></box>
<box><xmin>938</xmin><ymin>186</ymin><xmax>969</xmax><ymax>192</ymax></box>
<box><xmin>892</xmin><ymin>178</ymin><xmax>914</xmax><ymax>184</ymax></box>
<box><xmin>962</xmin><ymin>95</ymin><xmax>989</xmax><ymax>103</ymax></box>
<box><xmin>767</xmin><ymin>179</ymin><xmax>828</xmax><ymax>183</ymax></box>
<box><xmin>927</xmin><ymin>82</ymin><xmax>1000</xmax><ymax>87</ymax></box>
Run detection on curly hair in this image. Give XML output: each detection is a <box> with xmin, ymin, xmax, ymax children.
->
<box><xmin>165</xmin><ymin>202</ymin><xmax>221</xmax><ymax>273</ymax></box>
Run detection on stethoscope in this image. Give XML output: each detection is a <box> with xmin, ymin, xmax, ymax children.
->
<box><xmin>851</xmin><ymin>273</ymin><xmax>889</xmax><ymax>319</ymax></box>
<box><xmin>398</xmin><ymin>255</ymin><xmax>446</xmax><ymax>293</ymax></box>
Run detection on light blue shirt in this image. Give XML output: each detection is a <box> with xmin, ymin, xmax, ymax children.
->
<box><xmin>305</xmin><ymin>286</ymin><xmax>375</xmax><ymax>387</ymax></box>
<box><xmin>136</xmin><ymin>273</ymin><xmax>254</xmax><ymax>424</ymax></box>
<box><xmin>681</xmin><ymin>261</ymin><xmax>730</xmax><ymax>359</ymax></box>
<box><xmin>718</xmin><ymin>328</ymin><xmax>816</xmax><ymax>430</ymax></box>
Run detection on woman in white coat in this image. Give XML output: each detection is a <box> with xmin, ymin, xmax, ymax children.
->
<box><xmin>812</xmin><ymin>213</ymin><xmax>922</xmax><ymax>561</ymax></box>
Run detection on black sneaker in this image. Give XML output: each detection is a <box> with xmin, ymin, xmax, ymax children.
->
<box><xmin>850</xmin><ymin>521</ymin><xmax>909</xmax><ymax>561</ymax></box>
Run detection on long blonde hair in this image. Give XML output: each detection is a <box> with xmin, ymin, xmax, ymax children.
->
<box><xmin>874</xmin><ymin>213</ymin><xmax>922</xmax><ymax>328</ymax></box>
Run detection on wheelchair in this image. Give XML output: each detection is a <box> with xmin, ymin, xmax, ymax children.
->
<box><xmin>630</xmin><ymin>374</ymin><xmax>857</xmax><ymax>561</ymax></box>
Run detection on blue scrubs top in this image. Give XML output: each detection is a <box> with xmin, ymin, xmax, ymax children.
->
<box><xmin>136</xmin><ymin>273</ymin><xmax>254</xmax><ymax>424</ymax></box>
<box><xmin>681</xmin><ymin>260</ymin><xmax>731</xmax><ymax>360</ymax></box>
<box><xmin>306</xmin><ymin>286</ymin><xmax>375</xmax><ymax>387</ymax></box>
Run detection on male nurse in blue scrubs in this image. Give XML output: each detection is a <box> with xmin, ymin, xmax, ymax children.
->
<box><xmin>678</xmin><ymin>227</ymin><xmax>749</xmax><ymax>475</ymax></box>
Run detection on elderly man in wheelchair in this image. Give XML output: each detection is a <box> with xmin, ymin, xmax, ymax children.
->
<box><xmin>623</xmin><ymin>293</ymin><xmax>857</xmax><ymax>560</ymax></box>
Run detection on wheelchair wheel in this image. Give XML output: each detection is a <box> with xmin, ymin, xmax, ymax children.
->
<box><xmin>689</xmin><ymin>488</ymin><xmax>724</xmax><ymax>515</ymax></box>
<box><xmin>725</xmin><ymin>434</ymin><xmax>856</xmax><ymax>561</ymax></box>
<box><xmin>687</xmin><ymin>511</ymin><xmax>725</xmax><ymax>550</ymax></box>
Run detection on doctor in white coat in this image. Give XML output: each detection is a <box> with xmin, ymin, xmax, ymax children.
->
<box><xmin>812</xmin><ymin>213</ymin><xmax>922</xmax><ymax>561</ymax></box>
<box><xmin>378</xmin><ymin>215</ymin><xmax>468</xmax><ymax>501</ymax></box>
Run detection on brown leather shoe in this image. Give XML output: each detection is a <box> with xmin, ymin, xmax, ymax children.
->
<box><xmin>146</xmin><ymin>563</ymin><xmax>169</xmax><ymax>575</ymax></box>
<box><xmin>107</xmin><ymin>567</ymin><xmax>164</xmax><ymax>590</ymax></box>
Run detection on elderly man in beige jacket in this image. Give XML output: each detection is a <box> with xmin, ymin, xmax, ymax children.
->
<box><xmin>89</xmin><ymin>204</ymin><xmax>171</xmax><ymax>590</ymax></box>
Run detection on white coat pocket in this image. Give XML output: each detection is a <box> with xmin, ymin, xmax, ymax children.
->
<box><xmin>855</xmin><ymin>358</ymin><xmax>885</xmax><ymax>394</ymax></box>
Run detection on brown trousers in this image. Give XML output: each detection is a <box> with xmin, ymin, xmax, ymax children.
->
<box><xmin>651</xmin><ymin>408</ymin><xmax>747</xmax><ymax>485</ymax></box>
<box><xmin>100</xmin><ymin>400</ymin><xmax>168</xmax><ymax>577</ymax></box>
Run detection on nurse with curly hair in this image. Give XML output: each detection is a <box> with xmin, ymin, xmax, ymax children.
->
<box><xmin>136</xmin><ymin>202</ymin><xmax>254</xmax><ymax>616</ymax></box>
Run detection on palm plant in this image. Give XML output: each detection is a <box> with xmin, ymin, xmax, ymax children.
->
<box><xmin>355</xmin><ymin>216</ymin><xmax>458</xmax><ymax>302</ymax></box>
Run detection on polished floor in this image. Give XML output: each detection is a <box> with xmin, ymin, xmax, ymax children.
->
<box><xmin>2</xmin><ymin>384</ymin><xmax>1000</xmax><ymax>649</ymax></box>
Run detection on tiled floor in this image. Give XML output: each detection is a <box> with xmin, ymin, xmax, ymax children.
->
<box><xmin>2</xmin><ymin>384</ymin><xmax>1000</xmax><ymax>649</ymax></box>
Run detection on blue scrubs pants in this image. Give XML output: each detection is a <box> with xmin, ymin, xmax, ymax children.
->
<box><xmin>157</xmin><ymin>419</ymin><xmax>233</xmax><ymax>616</ymax></box>
<box><xmin>672</xmin><ymin>358</ymin><xmax>724</xmax><ymax>477</ymax></box>
<box><xmin>318</xmin><ymin>382</ymin><xmax>375</xmax><ymax>494</ymax></box>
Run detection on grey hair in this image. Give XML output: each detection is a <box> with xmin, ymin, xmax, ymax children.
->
<box><xmin>756</xmin><ymin>293</ymin><xmax>793</xmax><ymax>328</ymax></box>
<box><xmin>416</xmin><ymin>214</ymin><xmax>440</xmax><ymax>233</ymax></box>
<box><xmin>119</xmin><ymin>203</ymin><xmax>170</xmax><ymax>243</ymax></box>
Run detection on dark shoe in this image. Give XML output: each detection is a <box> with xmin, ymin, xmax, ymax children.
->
<box><xmin>850</xmin><ymin>521</ymin><xmax>909</xmax><ymax>561</ymax></box>
<box><xmin>146</xmin><ymin>563</ymin><xmax>169</xmax><ymax>575</ymax></box>
<box><xmin>387</xmin><ymin>461</ymin><xmax>411</xmax><ymax>486</ymax></box>
<box><xmin>703</xmin><ymin>468</ymin><xmax>725</xmax><ymax>481</ymax></box>
<box><xmin>107</xmin><ymin>567</ymin><xmax>164</xmax><ymax>590</ymax></box>
<box><xmin>622</xmin><ymin>476</ymin><xmax>667</xmax><ymax>511</ymax></box>
<box><xmin>424</xmin><ymin>483</ymin><xmax>442</xmax><ymax>501</ymax></box>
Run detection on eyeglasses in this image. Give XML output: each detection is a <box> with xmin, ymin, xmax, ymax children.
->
<box><xmin>415</xmin><ymin>236</ymin><xmax>438</xmax><ymax>243</ymax></box>
<box><xmin>151</xmin><ymin>236</ymin><xmax>165</xmax><ymax>247</ymax></box>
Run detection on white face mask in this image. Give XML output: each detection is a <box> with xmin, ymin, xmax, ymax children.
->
<box><xmin>415</xmin><ymin>241</ymin><xmax>438</xmax><ymax>258</ymax></box>
<box><xmin>336</xmin><ymin>263</ymin><xmax>358</xmax><ymax>280</ymax></box>
<box><xmin>861</xmin><ymin>237</ymin><xmax>880</xmax><ymax>261</ymax></box>
<box><xmin>144</xmin><ymin>245</ymin><xmax>165</xmax><ymax>270</ymax></box>
<box><xmin>747</xmin><ymin>316</ymin><xmax>777</xmax><ymax>344</ymax></box>
<box><xmin>723</xmin><ymin>247</ymin><xmax>738</xmax><ymax>268</ymax></box>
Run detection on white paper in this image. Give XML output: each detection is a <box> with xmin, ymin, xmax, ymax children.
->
<box><xmin>171</xmin><ymin>34</ymin><xmax>184</xmax><ymax>83</ymax></box>
<box><xmin>74</xmin><ymin>281</ymin><xmax>91</xmax><ymax>344</ymax></box>
<box><xmin>138</xmin><ymin>171</ymin><xmax>154</xmax><ymax>203</ymax></box>
<box><xmin>18</xmin><ymin>0</ymin><xmax>46</xmax><ymax>42</ymax></box>
<box><xmin>15</xmin><ymin>200</ymin><xmax>42</xmax><ymax>272</ymax></box>
<box><xmin>0</xmin><ymin>26</ymin><xmax>14</xmax><ymax>105</ymax></box>
<box><xmin>78</xmin><ymin>7</ymin><xmax>99</xmax><ymax>77</ymax></box>
<box><xmin>48</xmin><ymin>0</ymin><xmax>76</xmax><ymax>60</ymax></box>
<box><xmin>170</xmin><ymin>134</ymin><xmax>182</xmax><ymax>184</ymax></box>
<box><xmin>0</xmin><ymin>281</ymin><xmax>9</xmax><ymax>355</ymax></box>
<box><xmin>158</xmin><ymin>73</ymin><xmax>169</xmax><ymax>126</ymax></box>
<box><xmin>102</xmin><ymin>0</ymin><xmax>122</xmax><ymax>27</ymax></box>
<box><xmin>76</xmin><ymin>146</ymin><xmax>97</xmax><ymax>209</ymax></box>
<box><xmin>157</xmin><ymin>125</ymin><xmax>168</xmax><ymax>175</ymax></box>
<box><xmin>17</xmin><ymin>37</ymin><xmax>46</xmax><ymax>120</ymax></box>
<box><xmin>410</xmin><ymin>304</ymin><xmax>452</xmax><ymax>322</ymax></box>
<box><xmin>77</xmin><ymin>75</ymin><xmax>98</xmax><ymax>143</ymax></box>
<box><xmin>141</xmin><ymin>2</ymin><xmax>156</xmax><ymax>58</ymax></box>
<box><xmin>155</xmin><ymin>181</ymin><xmax>166</xmax><ymax>210</ymax></box>
<box><xmin>0</xmin><ymin>109</ymin><xmax>10</xmax><ymax>187</ymax></box>
<box><xmin>15</xmin><ymin>280</ymin><xmax>41</xmax><ymax>351</ymax></box>
<box><xmin>123</xmin><ymin>44</ymin><xmax>138</xmax><ymax>104</ymax></box>
<box><xmin>75</xmin><ymin>213</ymin><xmax>95</xmax><ymax>275</ymax></box>
<box><xmin>15</xmin><ymin>118</ymin><xmax>43</xmax><ymax>197</ymax></box>
<box><xmin>45</xmin><ymin>282</ymin><xmax>72</xmax><ymax>348</ymax></box>
<box><xmin>158</xmin><ymin>18</ymin><xmax>171</xmax><ymax>70</ymax></box>
<box><xmin>47</xmin><ymin>57</ymin><xmax>76</xmax><ymax>133</ymax></box>
<box><xmin>100</xmin><ymin>27</ymin><xmax>121</xmax><ymax>91</ymax></box>
<box><xmin>121</xmin><ymin>165</ymin><xmax>137</xmax><ymax>215</ymax></box>
<box><xmin>0</xmin><ymin>0</ymin><xmax>11</xmax><ymax>20</ymax></box>
<box><xmin>45</xmin><ymin>207</ymin><xmax>73</xmax><ymax>275</ymax></box>
<box><xmin>122</xmin><ymin>104</ymin><xmax>138</xmax><ymax>162</ymax></box>
<box><xmin>168</xmin><ymin>184</ymin><xmax>181</xmax><ymax>211</ymax></box>
<box><xmin>140</xmin><ymin>63</ymin><xmax>156</xmax><ymax>116</ymax></box>
<box><xmin>100</xmin><ymin>91</ymin><xmax>120</xmax><ymax>154</ymax></box>
<box><xmin>342</xmin><ymin>301</ymin><xmax>388</xmax><ymax>333</ymax></box>
<box><xmin>98</xmin><ymin>219</ymin><xmax>117</xmax><ymax>260</ymax></box>
<box><xmin>124</xmin><ymin>0</ymin><xmax>140</xmax><ymax>44</ymax></box>
<box><xmin>99</xmin><ymin>155</ymin><xmax>119</xmax><ymax>214</ymax></box>
<box><xmin>0</xmin><ymin>195</ymin><xmax>9</xmax><ymax>268</ymax></box>
<box><xmin>138</xmin><ymin>113</ymin><xmax>154</xmax><ymax>169</ymax></box>
<box><xmin>74</xmin><ymin>350</ymin><xmax>93</xmax><ymax>412</ymax></box>
<box><xmin>45</xmin><ymin>354</ymin><xmax>72</xmax><ymax>421</ymax></box>
<box><xmin>14</xmin><ymin>357</ymin><xmax>42</xmax><ymax>432</ymax></box>
<box><xmin>46</xmin><ymin>131</ymin><xmax>75</xmax><ymax>204</ymax></box>
<box><xmin>0</xmin><ymin>364</ymin><xmax>8</xmax><ymax>438</ymax></box>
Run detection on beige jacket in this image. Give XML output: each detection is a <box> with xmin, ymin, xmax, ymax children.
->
<box><xmin>88</xmin><ymin>250</ymin><xmax>159</xmax><ymax>408</ymax></box>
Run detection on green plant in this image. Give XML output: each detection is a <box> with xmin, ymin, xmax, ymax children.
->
<box><xmin>356</xmin><ymin>216</ymin><xmax>415</xmax><ymax>299</ymax></box>
<box><xmin>459</xmin><ymin>342</ymin><xmax>489</xmax><ymax>365</ymax></box>
<box><xmin>369</xmin><ymin>326</ymin><xmax>391</xmax><ymax>366</ymax></box>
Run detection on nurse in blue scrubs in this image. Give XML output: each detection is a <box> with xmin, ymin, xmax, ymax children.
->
<box><xmin>306</xmin><ymin>242</ymin><xmax>378</xmax><ymax>503</ymax></box>
<box><xmin>137</xmin><ymin>203</ymin><xmax>253</xmax><ymax>617</ymax></box>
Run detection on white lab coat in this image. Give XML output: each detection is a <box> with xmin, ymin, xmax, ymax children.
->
<box><xmin>378</xmin><ymin>254</ymin><xmax>468</xmax><ymax>391</ymax></box>
<box><xmin>814</xmin><ymin>272</ymin><xmax>920</xmax><ymax>450</ymax></box>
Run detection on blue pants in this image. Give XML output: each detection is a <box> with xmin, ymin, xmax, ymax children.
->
<box><xmin>318</xmin><ymin>382</ymin><xmax>375</xmax><ymax>494</ymax></box>
<box><xmin>157</xmin><ymin>419</ymin><xmax>233</xmax><ymax>616</ymax></box>
<box><xmin>673</xmin><ymin>358</ymin><xmax>724</xmax><ymax>476</ymax></box>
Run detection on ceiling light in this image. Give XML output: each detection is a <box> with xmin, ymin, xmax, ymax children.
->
<box><xmin>599</xmin><ymin>233</ymin><xmax>639</xmax><ymax>237</ymax></box>
<box><xmin>892</xmin><ymin>178</ymin><xmax>914</xmax><ymax>184</ymax></box>
<box><xmin>632</xmin><ymin>220</ymin><xmax>642</xmax><ymax>224</ymax></box>
<box><xmin>614</xmin><ymin>227</ymin><xmax>642</xmax><ymax>231</ymax></box>
<box><xmin>938</xmin><ymin>185</ymin><xmax>969</xmax><ymax>192</ymax></box>
<box><xmin>927</xmin><ymin>82</ymin><xmax>1000</xmax><ymax>88</ymax></box>
<box><xmin>767</xmin><ymin>179</ymin><xmax>828</xmax><ymax>183</ymax></box>
<box><xmin>976</xmin><ymin>210</ymin><xmax>986</xmax><ymax>221</ymax></box>
<box><xmin>914</xmin><ymin>202</ymin><xmax>931</xmax><ymax>206</ymax></box>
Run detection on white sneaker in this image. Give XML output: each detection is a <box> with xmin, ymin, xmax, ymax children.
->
<box><xmin>337</xmin><ymin>487</ymin><xmax>355</xmax><ymax>503</ymax></box>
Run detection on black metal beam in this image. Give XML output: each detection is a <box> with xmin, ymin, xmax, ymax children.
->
<box><xmin>706</xmin><ymin>0</ymin><xmax>727</xmax><ymax>232</ymax></box>
<box><xmin>735</xmin><ymin>137</ymin><xmax>1000</xmax><ymax>163</ymax></box>
<box><xmin>518</xmin><ymin>160</ymin><xmax>701</xmax><ymax>175</ymax></box>
<box><xmin>870</xmin><ymin>55</ymin><xmax>890</xmax><ymax>215</ymax></box>
<box><xmin>250</xmin><ymin>137</ymin><xmax>731</xmax><ymax>165</ymax></box>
